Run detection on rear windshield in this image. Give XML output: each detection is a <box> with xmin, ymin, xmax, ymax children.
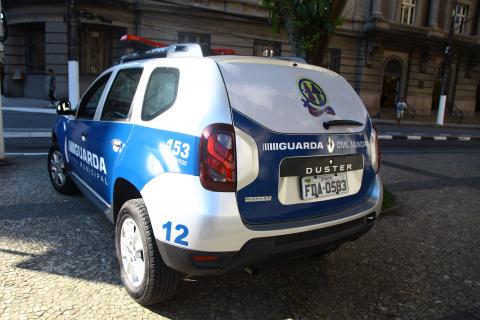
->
<box><xmin>217</xmin><ymin>60</ymin><xmax>367</xmax><ymax>134</ymax></box>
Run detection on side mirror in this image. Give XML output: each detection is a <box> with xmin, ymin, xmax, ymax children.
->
<box><xmin>56</xmin><ymin>100</ymin><xmax>74</xmax><ymax>115</ymax></box>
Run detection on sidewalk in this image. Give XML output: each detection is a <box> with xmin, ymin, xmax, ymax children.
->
<box><xmin>2</xmin><ymin>96</ymin><xmax>53</xmax><ymax>109</ymax></box>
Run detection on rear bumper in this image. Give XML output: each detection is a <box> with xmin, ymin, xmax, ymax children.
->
<box><xmin>156</xmin><ymin>211</ymin><xmax>376</xmax><ymax>276</ymax></box>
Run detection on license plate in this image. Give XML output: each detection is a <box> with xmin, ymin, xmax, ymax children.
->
<box><xmin>301</xmin><ymin>173</ymin><xmax>349</xmax><ymax>200</ymax></box>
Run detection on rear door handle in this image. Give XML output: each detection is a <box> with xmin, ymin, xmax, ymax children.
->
<box><xmin>81</xmin><ymin>133</ymin><xmax>87</xmax><ymax>142</ymax></box>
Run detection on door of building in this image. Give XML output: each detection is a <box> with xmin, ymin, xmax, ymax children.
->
<box><xmin>381</xmin><ymin>59</ymin><xmax>403</xmax><ymax>109</ymax></box>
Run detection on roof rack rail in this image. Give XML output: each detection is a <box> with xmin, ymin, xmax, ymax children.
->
<box><xmin>273</xmin><ymin>56</ymin><xmax>307</xmax><ymax>64</ymax></box>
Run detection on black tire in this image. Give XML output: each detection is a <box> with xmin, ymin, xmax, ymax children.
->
<box><xmin>115</xmin><ymin>199</ymin><xmax>180</xmax><ymax>305</ymax></box>
<box><xmin>47</xmin><ymin>144</ymin><xmax>76</xmax><ymax>194</ymax></box>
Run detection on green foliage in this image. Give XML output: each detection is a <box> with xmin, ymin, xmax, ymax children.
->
<box><xmin>382</xmin><ymin>188</ymin><xmax>396</xmax><ymax>210</ymax></box>
<box><xmin>261</xmin><ymin>0</ymin><xmax>343</xmax><ymax>62</ymax></box>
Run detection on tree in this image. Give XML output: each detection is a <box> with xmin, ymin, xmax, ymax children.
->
<box><xmin>261</xmin><ymin>0</ymin><xmax>347</xmax><ymax>66</ymax></box>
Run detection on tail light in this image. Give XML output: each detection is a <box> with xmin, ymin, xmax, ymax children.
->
<box><xmin>370</xmin><ymin>126</ymin><xmax>381</xmax><ymax>173</ymax></box>
<box><xmin>199</xmin><ymin>124</ymin><xmax>236</xmax><ymax>192</ymax></box>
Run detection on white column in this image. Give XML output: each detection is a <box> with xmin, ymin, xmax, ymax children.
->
<box><xmin>428</xmin><ymin>0</ymin><xmax>440</xmax><ymax>28</ymax></box>
<box><xmin>371</xmin><ymin>0</ymin><xmax>384</xmax><ymax>19</ymax></box>
<box><xmin>68</xmin><ymin>61</ymin><xmax>80</xmax><ymax>109</ymax></box>
<box><xmin>0</xmin><ymin>93</ymin><xmax>4</xmax><ymax>160</ymax></box>
<box><xmin>0</xmin><ymin>0</ymin><xmax>4</xmax><ymax>160</ymax></box>
<box><xmin>436</xmin><ymin>95</ymin><xmax>447</xmax><ymax>125</ymax></box>
<box><xmin>443</xmin><ymin>0</ymin><xmax>453</xmax><ymax>32</ymax></box>
<box><xmin>387</xmin><ymin>0</ymin><xmax>397</xmax><ymax>21</ymax></box>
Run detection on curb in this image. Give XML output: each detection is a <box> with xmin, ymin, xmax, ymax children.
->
<box><xmin>4</xmin><ymin>132</ymin><xmax>51</xmax><ymax>138</ymax></box>
<box><xmin>2</xmin><ymin>107</ymin><xmax>57</xmax><ymax>114</ymax></box>
<box><xmin>379</xmin><ymin>134</ymin><xmax>480</xmax><ymax>141</ymax></box>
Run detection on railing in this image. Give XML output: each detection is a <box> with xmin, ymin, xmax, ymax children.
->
<box><xmin>390</xmin><ymin>22</ymin><xmax>428</xmax><ymax>35</ymax></box>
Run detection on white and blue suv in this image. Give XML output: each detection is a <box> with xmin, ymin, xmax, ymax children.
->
<box><xmin>48</xmin><ymin>43</ymin><xmax>383</xmax><ymax>305</ymax></box>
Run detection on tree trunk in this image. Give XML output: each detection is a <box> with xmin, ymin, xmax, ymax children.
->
<box><xmin>310</xmin><ymin>0</ymin><xmax>348</xmax><ymax>66</ymax></box>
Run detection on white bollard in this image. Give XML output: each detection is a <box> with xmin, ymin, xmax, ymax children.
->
<box><xmin>0</xmin><ymin>94</ymin><xmax>4</xmax><ymax>160</ymax></box>
<box><xmin>68</xmin><ymin>60</ymin><xmax>80</xmax><ymax>109</ymax></box>
<box><xmin>436</xmin><ymin>94</ymin><xmax>447</xmax><ymax>126</ymax></box>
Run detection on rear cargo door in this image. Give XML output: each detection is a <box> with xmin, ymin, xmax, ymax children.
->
<box><xmin>216</xmin><ymin>58</ymin><xmax>376</xmax><ymax>224</ymax></box>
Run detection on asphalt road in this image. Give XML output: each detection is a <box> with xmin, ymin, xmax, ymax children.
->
<box><xmin>0</xmin><ymin>146</ymin><xmax>479</xmax><ymax>319</ymax></box>
<box><xmin>2</xmin><ymin>110</ymin><xmax>58</xmax><ymax>130</ymax></box>
<box><xmin>2</xmin><ymin>110</ymin><xmax>480</xmax><ymax>155</ymax></box>
<box><xmin>374</xmin><ymin>123</ymin><xmax>480</xmax><ymax>138</ymax></box>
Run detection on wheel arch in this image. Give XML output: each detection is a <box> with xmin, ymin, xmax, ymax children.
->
<box><xmin>113</xmin><ymin>178</ymin><xmax>143</xmax><ymax>223</ymax></box>
<box><xmin>52</xmin><ymin>131</ymin><xmax>58</xmax><ymax>144</ymax></box>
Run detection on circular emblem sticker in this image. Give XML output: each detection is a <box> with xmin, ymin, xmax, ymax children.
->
<box><xmin>298</xmin><ymin>78</ymin><xmax>335</xmax><ymax>117</ymax></box>
<box><xmin>298</xmin><ymin>79</ymin><xmax>327</xmax><ymax>107</ymax></box>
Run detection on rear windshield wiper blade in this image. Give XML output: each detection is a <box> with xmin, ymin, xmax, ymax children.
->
<box><xmin>323</xmin><ymin>120</ymin><xmax>364</xmax><ymax>130</ymax></box>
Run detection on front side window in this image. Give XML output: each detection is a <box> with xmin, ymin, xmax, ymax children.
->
<box><xmin>253</xmin><ymin>39</ymin><xmax>281</xmax><ymax>57</ymax></box>
<box><xmin>400</xmin><ymin>0</ymin><xmax>416</xmax><ymax>25</ymax></box>
<box><xmin>142</xmin><ymin>68</ymin><xmax>180</xmax><ymax>121</ymax></box>
<box><xmin>76</xmin><ymin>73</ymin><xmax>111</xmax><ymax>120</ymax></box>
<box><xmin>454</xmin><ymin>4</ymin><xmax>469</xmax><ymax>34</ymax></box>
<box><xmin>101</xmin><ymin>68</ymin><xmax>143</xmax><ymax>121</ymax></box>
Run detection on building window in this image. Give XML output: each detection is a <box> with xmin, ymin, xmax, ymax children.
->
<box><xmin>400</xmin><ymin>0</ymin><xmax>415</xmax><ymax>25</ymax></box>
<box><xmin>178</xmin><ymin>32</ymin><xmax>211</xmax><ymax>52</ymax></box>
<box><xmin>80</xmin><ymin>27</ymin><xmax>112</xmax><ymax>75</ymax></box>
<box><xmin>25</xmin><ymin>27</ymin><xmax>45</xmax><ymax>73</ymax></box>
<box><xmin>328</xmin><ymin>48</ymin><xmax>341</xmax><ymax>73</ymax></box>
<box><xmin>253</xmin><ymin>39</ymin><xmax>281</xmax><ymax>57</ymax></box>
<box><xmin>454</xmin><ymin>4</ymin><xmax>469</xmax><ymax>34</ymax></box>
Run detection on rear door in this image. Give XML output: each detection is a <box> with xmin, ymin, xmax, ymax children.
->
<box><xmin>86</xmin><ymin>68</ymin><xmax>143</xmax><ymax>204</ymax></box>
<box><xmin>216</xmin><ymin>58</ymin><xmax>376</xmax><ymax>224</ymax></box>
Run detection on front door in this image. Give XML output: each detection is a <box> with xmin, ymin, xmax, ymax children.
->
<box><xmin>67</xmin><ymin>72</ymin><xmax>112</xmax><ymax>187</ymax></box>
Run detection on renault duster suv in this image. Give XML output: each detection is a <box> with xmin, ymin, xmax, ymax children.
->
<box><xmin>48</xmin><ymin>43</ymin><xmax>382</xmax><ymax>305</ymax></box>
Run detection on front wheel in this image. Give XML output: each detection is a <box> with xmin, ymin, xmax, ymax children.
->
<box><xmin>47</xmin><ymin>144</ymin><xmax>76</xmax><ymax>194</ymax></box>
<box><xmin>115</xmin><ymin>199</ymin><xmax>180</xmax><ymax>305</ymax></box>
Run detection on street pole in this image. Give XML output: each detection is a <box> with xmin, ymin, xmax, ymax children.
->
<box><xmin>0</xmin><ymin>0</ymin><xmax>5</xmax><ymax>161</ymax></box>
<box><xmin>436</xmin><ymin>5</ymin><xmax>456</xmax><ymax>125</ymax></box>
<box><xmin>66</xmin><ymin>0</ymin><xmax>79</xmax><ymax>108</ymax></box>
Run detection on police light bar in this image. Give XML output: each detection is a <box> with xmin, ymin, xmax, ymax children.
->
<box><xmin>118</xmin><ymin>34</ymin><xmax>237</xmax><ymax>63</ymax></box>
<box><xmin>120</xmin><ymin>34</ymin><xmax>167</xmax><ymax>48</ymax></box>
<box><xmin>211</xmin><ymin>48</ymin><xmax>237</xmax><ymax>55</ymax></box>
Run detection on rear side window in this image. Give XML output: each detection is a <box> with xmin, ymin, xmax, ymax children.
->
<box><xmin>142</xmin><ymin>68</ymin><xmax>179</xmax><ymax>121</ymax></box>
<box><xmin>101</xmin><ymin>68</ymin><xmax>143</xmax><ymax>121</ymax></box>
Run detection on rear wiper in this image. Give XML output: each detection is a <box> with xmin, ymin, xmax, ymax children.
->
<box><xmin>323</xmin><ymin>120</ymin><xmax>364</xmax><ymax>130</ymax></box>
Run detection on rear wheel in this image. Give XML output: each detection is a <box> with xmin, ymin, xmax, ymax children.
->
<box><xmin>116</xmin><ymin>199</ymin><xmax>180</xmax><ymax>305</ymax></box>
<box><xmin>48</xmin><ymin>144</ymin><xmax>76</xmax><ymax>194</ymax></box>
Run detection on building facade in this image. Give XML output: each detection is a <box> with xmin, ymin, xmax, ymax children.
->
<box><xmin>2</xmin><ymin>0</ymin><xmax>290</xmax><ymax>100</ymax></box>
<box><xmin>2</xmin><ymin>0</ymin><xmax>480</xmax><ymax>116</ymax></box>
<box><xmin>330</xmin><ymin>0</ymin><xmax>480</xmax><ymax>116</ymax></box>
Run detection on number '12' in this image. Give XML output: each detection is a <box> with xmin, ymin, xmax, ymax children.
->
<box><xmin>162</xmin><ymin>221</ymin><xmax>189</xmax><ymax>246</ymax></box>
